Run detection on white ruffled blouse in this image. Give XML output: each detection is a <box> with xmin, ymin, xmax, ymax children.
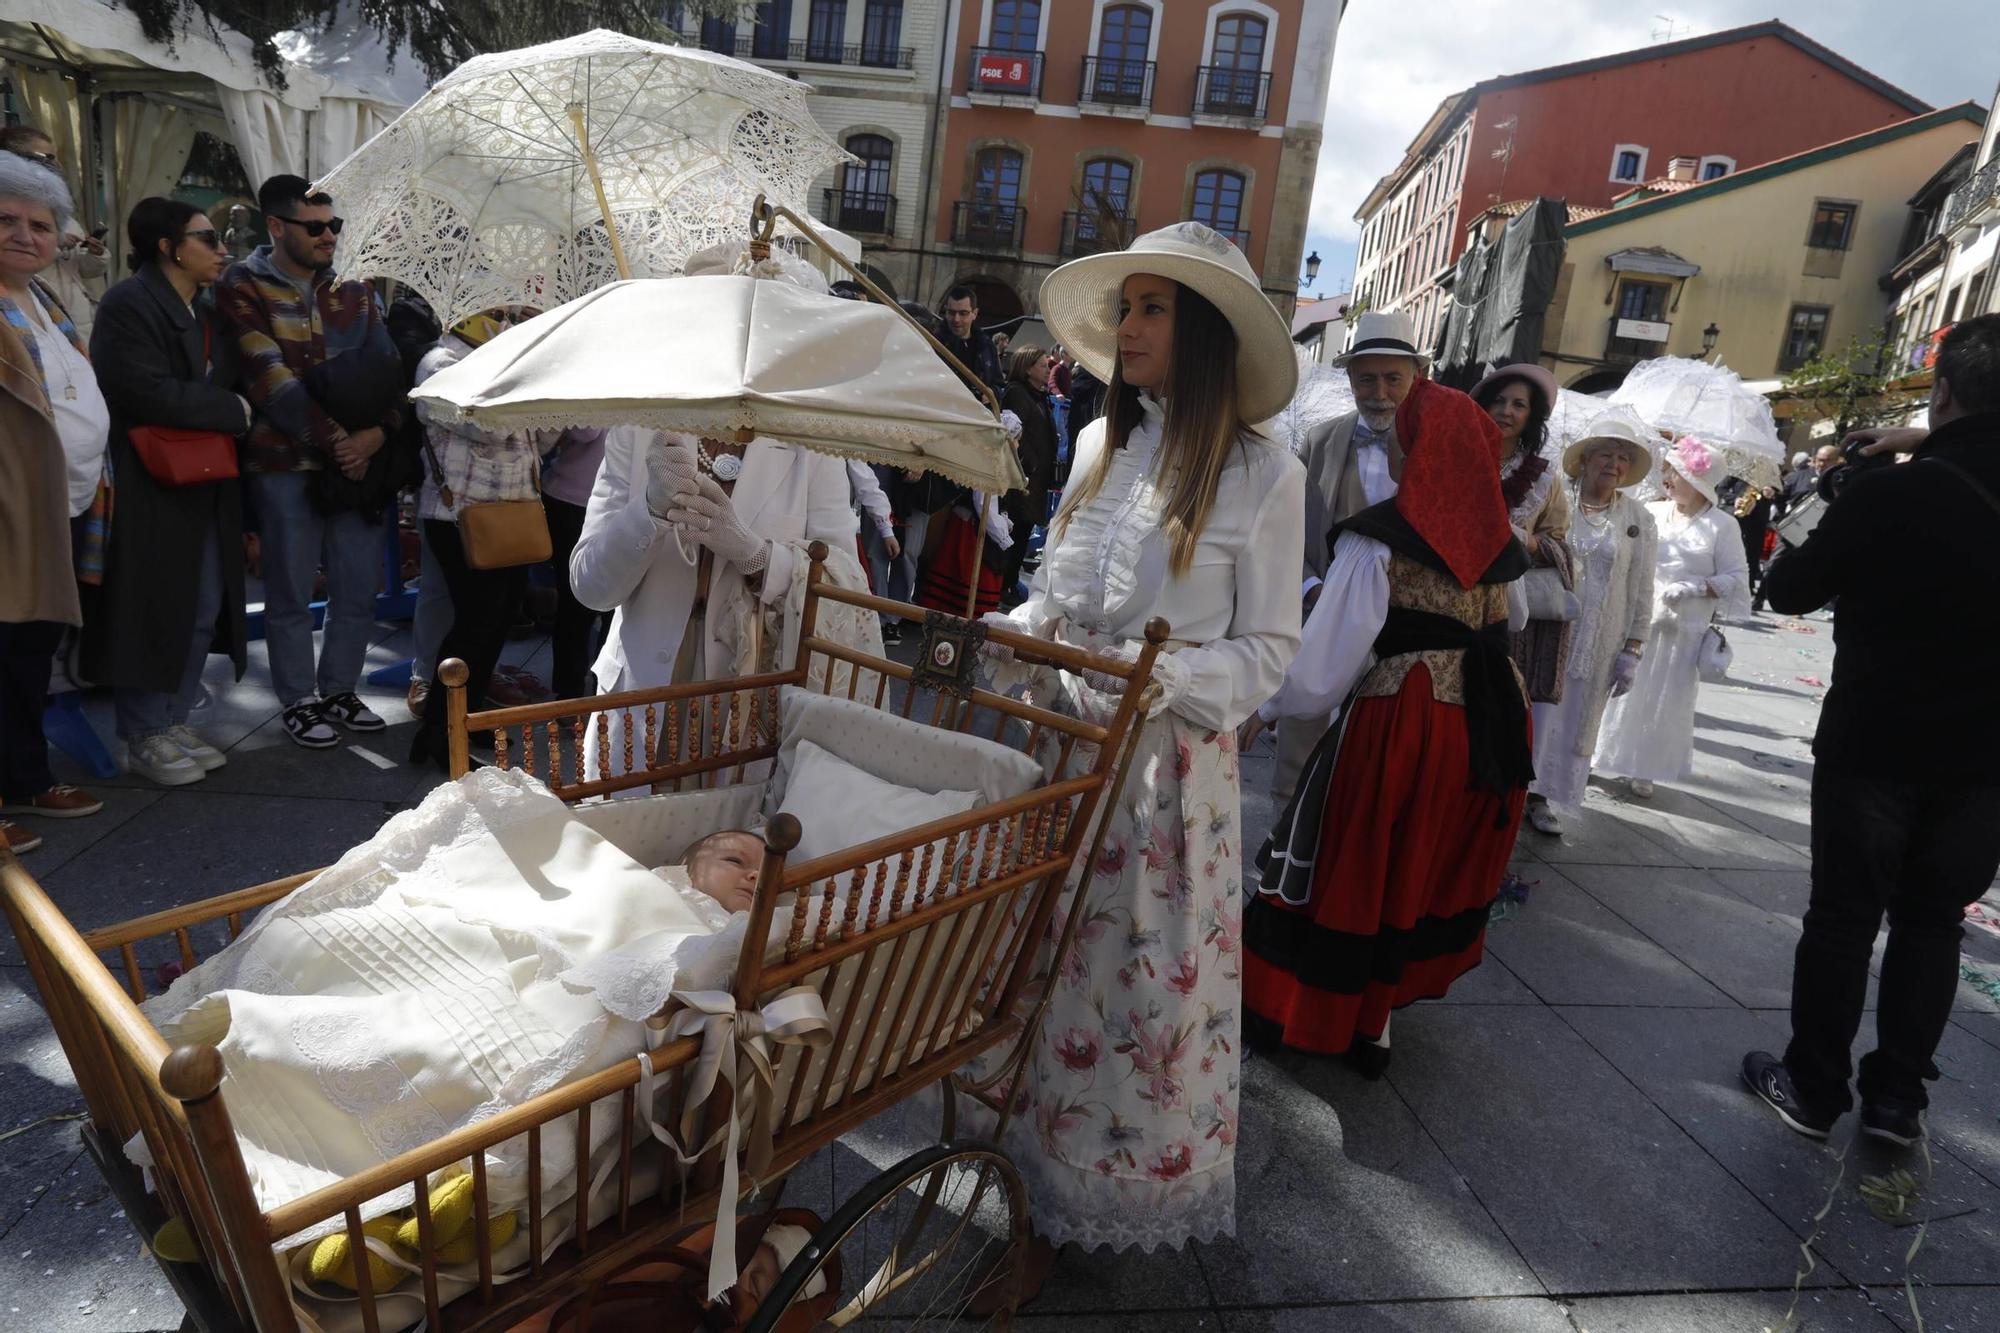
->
<box><xmin>1004</xmin><ymin>395</ymin><xmax>1306</xmax><ymax>732</ymax></box>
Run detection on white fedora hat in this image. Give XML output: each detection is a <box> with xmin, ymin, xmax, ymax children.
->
<box><xmin>1038</xmin><ymin>221</ymin><xmax>1297</xmax><ymax>422</ymax></box>
<box><xmin>1331</xmin><ymin>310</ymin><xmax>1432</xmax><ymax>369</ymax></box>
<box><xmin>1562</xmin><ymin>404</ymin><xmax>1657</xmax><ymax>486</ymax></box>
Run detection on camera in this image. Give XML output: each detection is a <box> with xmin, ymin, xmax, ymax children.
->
<box><xmin>1816</xmin><ymin>436</ymin><xmax>1896</xmax><ymax>502</ymax></box>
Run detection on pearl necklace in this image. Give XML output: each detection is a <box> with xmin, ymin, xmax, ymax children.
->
<box><xmin>696</xmin><ymin>438</ymin><xmax>743</xmax><ymax>483</ymax></box>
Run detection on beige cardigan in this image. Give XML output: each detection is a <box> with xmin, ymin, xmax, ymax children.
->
<box><xmin>0</xmin><ymin>314</ymin><xmax>81</xmax><ymax>625</ymax></box>
<box><xmin>1565</xmin><ymin>489</ymin><xmax>1657</xmax><ymax>757</ymax></box>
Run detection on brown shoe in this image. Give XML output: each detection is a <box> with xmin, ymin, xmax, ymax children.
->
<box><xmin>2</xmin><ymin>820</ymin><xmax>42</xmax><ymax>854</ymax></box>
<box><xmin>406</xmin><ymin>678</ymin><xmax>430</xmax><ymax>720</ymax></box>
<box><xmin>16</xmin><ymin>784</ymin><xmax>104</xmax><ymax>819</ymax></box>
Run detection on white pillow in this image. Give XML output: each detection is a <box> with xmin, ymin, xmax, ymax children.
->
<box><xmin>776</xmin><ymin>738</ymin><xmax>980</xmax><ymax>865</ymax></box>
<box><xmin>769</xmin><ymin>685</ymin><xmax>1042</xmax><ymax>817</ymax></box>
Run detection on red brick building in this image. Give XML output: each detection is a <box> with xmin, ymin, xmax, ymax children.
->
<box><xmin>914</xmin><ymin>0</ymin><xmax>1344</xmax><ymax>325</ymax></box>
<box><xmin>1351</xmin><ymin>21</ymin><xmax>1930</xmax><ymax>351</ymax></box>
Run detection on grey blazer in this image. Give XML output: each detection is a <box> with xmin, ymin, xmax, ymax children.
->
<box><xmin>1295</xmin><ymin>410</ymin><xmax>1403</xmax><ymax>581</ymax></box>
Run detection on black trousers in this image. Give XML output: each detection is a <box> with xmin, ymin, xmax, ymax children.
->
<box><xmin>1785</xmin><ymin>764</ymin><xmax>2000</xmax><ymax>1111</ymax></box>
<box><xmin>543</xmin><ymin>495</ymin><xmax>608</xmax><ymax>700</ymax></box>
<box><xmin>417</xmin><ymin>520</ymin><xmax>528</xmax><ymax>748</ymax></box>
<box><xmin>0</xmin><ymin>619</ymin><xmax>62</xmax><ymax>802</ymax></box>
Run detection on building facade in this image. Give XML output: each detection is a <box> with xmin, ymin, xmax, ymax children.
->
<box><xmin>1883</xmin><ymin>143</ymin><xmax>1979</xmax><ymax>375</ymax></box>
<box><xmin>1350</xmin><ymin>21</ymin><xmax>1931</xmax><ymax>354</ymax></box>
<box><xmin>1915</xmin><ymin>76</ymin><xmax>2000</xmax><ymax>346</ymax></box>
<box><xmin>1537</xmin><ymin>106</ymin><xmax>1985</xmax><ymax>394</ymax></box>
<box><xmin>672</xmin><ymin>0</ymin><xmax>949</xmax><ymax>301</ymax></box>
<box><xmin>898</xmin><ymin>0</ymin><xmax>1342</xmax><ymax>327</ymax></box>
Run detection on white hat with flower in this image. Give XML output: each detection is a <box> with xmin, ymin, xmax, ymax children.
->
<box><xmin>1663</xmin><ymin>435</ymin><xmax>1724</xmax><ymax>506</ymax></box>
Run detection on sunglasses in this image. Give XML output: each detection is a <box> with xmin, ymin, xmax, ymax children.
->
<box><xmin>272</xmin><ymin>214</ymin><xmax>344</xmax><ymax>237</ymax></box>
<box><xmin>182</xmin><ymin>228</ymin><xmax>221</xmax><ymax>249</ymax></box>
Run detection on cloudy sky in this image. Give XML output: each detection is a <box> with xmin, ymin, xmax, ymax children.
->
<box><xmin>1300</xmin><ymin>1</ymin><xmax>1996</xmax><ymax>299</ymax></box>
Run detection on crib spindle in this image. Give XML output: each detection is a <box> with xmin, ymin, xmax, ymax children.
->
<box><xmin>118</xmin><ymin>944</ymin><xmax>144</xmax><ymax>1003</ymax></box>
<box><xmin>521</xmin><ymin>725</ymin><xmax>536</xmax><ymax>778</ymax></box>
<box><xmin>644</xmin><ymin>703</ymin><xmax>659</xmax><ymax>771</ymax></box>
<box><xmin>595</xmin><ymin>711</ymin><xmax>610</xmax><ymax>782</ymax></box>
<box><xmin>837</xmin><ymin>866</ymin><xmax>865</xmax><ymax>942</ymax></box>
<box><xmin>411</xmin><ymin>1172</ymin><xmax>443</xmax><ymax>1329</ymax></box>
<box><xmin>544</xmin><ymin>720</ymin><xmax>559</xmax><ymax>781</ymax></box>
<box><xmin>617</xmin><ymin>1086</ymin><xmax>636</xmax><ymax>1230</ymax></box>
<box><xmin>572</xmin><ymin>1098</ymin><xmax>592</xmax><ymax>1257</ymax></box>
<box><xmin>570</xmin><ymin>716</ymin><xmax>585</xmax><ymax>789</ymax></box>
<box><xmin>495</xmin><ymin>727</ymin><xmax>510</xmax><ymax>770</ymax></box>
<box><xmin>174</xmin><ymin>928</ymin><xmax>196</xmax><ymax>971</ymax></box>
<box><xmin>471</xmin><ymin>1155</ymin><xmax>495</xmax><ymax>1301</ymax></box>
<box><xmin>527</xmin><ymin>1127</ymin><xmax>544</xmax><ymax>1277</ymax></box>
<box><xmin>344</xmin><ymin>1204</ymin><xmax>383</xmax><ymax>1333</ymax></box>
<box><xmin>815</xmin><ymin>878</ymin><xmax>838</xmax><ymax>950</ymax></box>
<box><xmin>785</xmin><ymin>881</ymin><xmax>811</xmax><ymax>962</ymax></box>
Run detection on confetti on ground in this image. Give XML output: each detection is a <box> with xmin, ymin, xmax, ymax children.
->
<box><xmin>1489</xmin><ymin>873</ymin><xmax>1535</xmax><ymax>924</ymax></box>
<box><xmin>1962</xmin><ymin>962</ymin><xmax>2000</xmax><ymax>1005</ymax></box>
<box><xmin>1783</xmin><ymin>621</ymin><xmax>1819</xmax><ymax>634</ymax></box>
<box><xmin>1795</xmin><ymin>676</ymin><xmax>1826</xmax><ymax>688</ymax></box>
<box><xmin>1967</xmin><ymin>903</ymin><xmax>2000</xmax><ymax>943</ymax></box>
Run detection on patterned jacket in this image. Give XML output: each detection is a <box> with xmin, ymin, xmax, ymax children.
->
<box><xmin>214</xmin><ymin>246</ymin><xmax>400</xmax><ymax>473</ymax></box>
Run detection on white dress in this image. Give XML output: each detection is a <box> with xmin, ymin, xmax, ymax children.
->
<box><xmin>1594</xmin><ymin>501</ymin><xmax>1750</xmax><ymax>782</ymax></box>
<box><xmin>984</xmin><ymin>395</ymin><xmax>1304</xmax><ymax>1251</ymax></box>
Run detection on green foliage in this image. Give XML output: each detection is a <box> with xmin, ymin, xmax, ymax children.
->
<box><xmin>1780</xmin><ymin>330</ymin><xmax>1907</xmax><ymax>432</ymax></box>
<box><xmin>116</xmin><ymin>0</ymin><xmax>748</xmax><ymax>88</ymax></box>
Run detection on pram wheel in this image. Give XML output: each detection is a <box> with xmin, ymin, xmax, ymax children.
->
<box><xmin>745</xmin><ymin>1140</ymin><xmax>1027</xmax><ymax>1330</ymax></box>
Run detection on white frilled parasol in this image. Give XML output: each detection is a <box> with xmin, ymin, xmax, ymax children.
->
<box><xmin>314</xmin><ymin>29</ymin><xmax>851</xmax><ymax>332</ymax></box>
<box><xmin>409</xmin><ymin>273</ymin><xmax>1024</xmax><ymax>492</ymax></box>
<box><xmin>1609</xmin><ymin>357</ymin><xmax>1786</xmax><ymax>487</ymax></box>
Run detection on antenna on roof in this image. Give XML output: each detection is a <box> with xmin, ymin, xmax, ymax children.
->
<box><xmin>1652</xmin><ymin>14</ymin><xmax>1684</xmax><ymax>42</ymax></box>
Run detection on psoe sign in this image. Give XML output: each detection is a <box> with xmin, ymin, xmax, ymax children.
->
<box><xmin>1616</xmin><ymin>317</ymin><xmax>1671</xmax><ymax>343</ymax></box>
<box><xmin>974</xmin><ymin>53</ymin><xmax>1035</xmax><ymax>90</ymax></box>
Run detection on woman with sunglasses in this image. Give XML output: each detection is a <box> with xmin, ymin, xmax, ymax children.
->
<box><xmin>80</xmin><ymin>198</ymin><xmax>252</xmax><ymax>787</ymax></box>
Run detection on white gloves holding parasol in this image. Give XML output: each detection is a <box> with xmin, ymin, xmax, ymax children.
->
<box><xmin>666</xmin><ymin>468</ymin><xmax>770</xmax><ymax>575</ymax></box>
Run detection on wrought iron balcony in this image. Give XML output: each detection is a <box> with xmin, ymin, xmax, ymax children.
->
<box><xmin>967</xmin><ymin>47</ymin><xmax>1043</xmax><ymax>99</ymax></box>
<box><xmin>1193</xmin><ymin>65</ymin><xmax>1270</xmax><ymax>122</ymax></box>
<box><xmin>952</xmin><ymin>200</ymin><xmax>1028</xmax><ymax>251</ymax></box>
<box><xmin>1080</xmin><ymin>56</ymin><xmax>1154</xmax><ymax>111</ymax></box>
<box><xmin>1944</xmin><ymin>157</ymin><xmax>2000</xmax><ymax>233</ymax></box>
<box><xmin>821</xmin><ymin>188</ymin><xmax>898</xmax><ymax>236</ymax></box>
<box><xmin>1061</xmin><ymin>210</ymin><xmax>1138</xmax><ymax>258</ymax></box>
<box><xmin>679</xmin><ymin>29</ymin><xmax>915</xmax><ymax>70</ymax></box>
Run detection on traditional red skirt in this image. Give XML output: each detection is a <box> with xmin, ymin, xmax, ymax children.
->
<box><xmin>915</xmin><ymin>508</ymin><xmax>1002</xmax><ymax>617</ymax></box>
<box><xmin>1243</xmin><ymin>667</ymin><xmax>1527</xmax><ymax>1054</ymax></box>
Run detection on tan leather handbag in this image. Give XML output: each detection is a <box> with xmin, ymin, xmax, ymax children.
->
<box><xmin>422</xmin><ymin>433</ymin><xmax>552</xmax><ymax>570</ymax></box>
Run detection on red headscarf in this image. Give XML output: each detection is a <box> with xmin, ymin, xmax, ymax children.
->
<box><xmin>1392</xmin><ymin>378</ymin><xmax>1512</xmax><ymax>589</ymax></box>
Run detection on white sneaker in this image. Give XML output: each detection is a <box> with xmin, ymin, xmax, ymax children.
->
<box><xmin>165</xmin><ymin>724</ymin><xmax>227</xmax><ymax>771</ymax></box>
<box><xmin>128</xmin><ymin>734</ymin><xmax>205</xmax><ymax>787</ymax></box>
<box><xmin>1629</xmin><ymin>778</ymin><xmax>1655</xmax><ymax>799</ymax></box>
<box><xmin>1526</xmin><ymin>801</ymin><xmax>1564</xmax><ymax>836</ymax></box>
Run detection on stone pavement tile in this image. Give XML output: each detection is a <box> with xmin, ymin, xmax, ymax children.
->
<box><xmin>1415</xmin><ymin>950</ymin><xmax>1542</xmax><ymax>1006</ymax></box>
<box><xmin>3</xmin><ymin>784</ymin><xmax>162</xmax><ymax>880</ymax></box>
<box><xmin>1565</xmin><ymin>1289</ymin><xmax>1897</xmax><ymax>1331</ymax></box>
<box><xmin>5</xmin><ymin>792</ymin><xmax>392</xmax><ymax>970</ymax></box>
<box><xmin>1525</xmin><ymin>791</ymin><xmax>1691</xmax><ymax>869</ymax></box>
<box><xmin>1222</xmin><ymin>1294</ymin><xmax>1574</xmax><ymax>1330</ymax></box>
<box><xmin>1386</xmin><ymin>1006</ymin><xmax>1809</xmax><ymax>1293</ymax></box>
<box><xmin>1951</xmin><ymin>1012</ymin><xmax>2000</xmax><ymax>1054</ymax></box>
<box><xmin>1706</xmin><ymin>867</ymin><xmax>1812</xmax><ymax>920</ymax></box>
<box><xmin>1928</xmin><ymin>1023</ymin><xmax>2000</xmax><ymax>1190</ymax></box>
<box><xmin>1558</xmin><ymin>1006</ymin><xmax>2000</xmax><ymax>1287</ymax></box>
<box><xmin>1586</xmin><ymin>780</ymin><xmax>1807</xmax><ymax>873</ymax></box>
<box><xmin>1559</xmin><ymin>863</ymin><xmax>1803</xmax><ymax>1009</ymax></box>
<box><xmin>0</xmin><ymin>968</ymin><xmax>88</xmax><ymax>1235</ymax></box>
<box><xmin>1015</xmin><ymin>1314</ymin><xmax>1222</xmax><ymax>1331</ymax></box>
<box><xmin>0</xmin><ymin>1150</ymin><xmax>186</xmax><ymax>1332</ymax></box>
<box><xmin>1479</xmin><ymin>866</ymin><xmax>1735</xmax><ymax>1008</ymax></box>
<box><xmin>1200</xmin><ymin>1055</ymin><xmax>1541</xmax><ymax>1308</ymax></box>
<box><xmin>193</xmin><ymin>713</ymin><xmax>433</xmax><ymax>805</ymax></box>
<box><xmin>1880</xmin><ymin>1284</ymin><xmax>2000</xmax><ymax>1331</ymax></box>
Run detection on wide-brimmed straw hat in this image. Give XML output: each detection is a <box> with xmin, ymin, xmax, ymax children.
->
<box><xmin>1038</xmin><ymin>221</ymin><xmax>1297</xmax><ymax>422</ymax></box>
<box><xmin>1330</xmin><ymin>310</ymin><xmax>1432</xmax><ymax>370</ymax></box>
<box><xmin>1563</xmin><ymin>405</ymin><xmax>1656</xmax><ymax>486</ymax></box>
<box><xmin>1470</xmin><ymin>362</ymin><xmax>1558</xmax><ymax>413</ymax></box>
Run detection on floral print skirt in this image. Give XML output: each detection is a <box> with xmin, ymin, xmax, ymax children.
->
<box><xmin>974</xmin><ymin>630</ymin><xmax>1243</xmax><ymax>1253</ymax></box>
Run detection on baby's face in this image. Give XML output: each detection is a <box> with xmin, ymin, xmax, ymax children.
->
<box><xmin>687</xmin><ymin>831</ymin><xmax>763</xmax><ymax>913</ymax></box>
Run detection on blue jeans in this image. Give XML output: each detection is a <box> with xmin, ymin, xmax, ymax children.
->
<box><xmin>249</xmin><ymin>472</ymin><xmax>380</xmax><ymax>708</ymax></box>
<box><xmin>115</xmin><ymin>526</ymin><xmax>222</xmax><ymax>741</ymax></box>
<box><xmin>863</xmin><ymin>509</ymin><xmax>926</xmax><ymax>625</ymax></box>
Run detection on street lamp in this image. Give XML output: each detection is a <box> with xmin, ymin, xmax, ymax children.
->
<box><xmin>1701</xmin><ymin>322</ymin><xmax>1720</xmax><ymax>357</ymax></box>
<box><xmin>1299</xmin><ymin>250</ymin><xmax>1321</xmax><ymax>289</ymax></box>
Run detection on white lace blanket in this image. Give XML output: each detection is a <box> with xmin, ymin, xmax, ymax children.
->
<box><xmin>139</xmin><ymin>768</ymin><xmax>739</xmax><ymax>1245</ymax></box>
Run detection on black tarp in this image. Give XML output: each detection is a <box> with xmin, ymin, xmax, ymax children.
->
<box><xmin>1432</xmin><ymin>196</ymin><xmax>1568</xmax><ymax>390</ymax></box>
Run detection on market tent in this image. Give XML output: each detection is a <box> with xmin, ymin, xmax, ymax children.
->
<box><xmin>0</xmin><ymin>0</ymin><xmax>407</xmax><ymax>230</ymax></box>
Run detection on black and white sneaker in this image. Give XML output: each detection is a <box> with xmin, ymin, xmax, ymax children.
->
<box><xmin>1860</xmin><ymin>1101</ymin><xmax>1923</xmax><ymax>1148</ymax></box>
<box><xmin>282</xmin><ymin>699</ymin><xmax>341</xmax><ymax>749</ymax></box>
<box><xmin>1742</xmin><ymin>1050</ymin><xmax>1836</xmax><ymax>1140</ymax></box>
<box><xmin>320</xmin><ymin>691</ymin><xmax>387</xmax><ymax>732</ymax></box>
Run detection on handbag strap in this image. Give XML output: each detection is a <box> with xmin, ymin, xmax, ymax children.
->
<box><xmin>420</xmin><ymin>427</ymin><xmax>455</xmax><ymax>510</ymax></box>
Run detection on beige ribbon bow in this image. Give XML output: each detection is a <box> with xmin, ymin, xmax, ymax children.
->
<box><xmin>638</xmin><ymin>985</ymin><xmax>831</xmax><ymax>1301</ymax></box>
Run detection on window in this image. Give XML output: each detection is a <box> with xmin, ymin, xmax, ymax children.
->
<box><xmin>699</xmin><ymin>12</ymin><xmax>737</xmax><ymax>53</ymax></box>
<box><xmin>1075</xmin><ymin>157</ymin><xmax>1134</xmax><ymax>245</ymax></box>
<box><xmin>1780</xmin><ymin>305</ymin><xmax>1831</xmax><ymax>370</ymax></box>
<box><xmin>1610</xmin><ymin>144</ymin><xmax>1646</xmax><ymax>183</ymax></box>
<box><xmin>752</xmin><ymin>0</ymin><xmax>791</xmax><ymax>58</ymax></box>
<box><xmin>989</xmin><ymin>0</ymin><xmax>1040</xmax><ymax>51</ymax></box>
<box><xmin>1607</xmin><ymin>278</ymin><xmax>1671</xmax><ymax>360</ymax></box>
<box><xmin>1206</xmin><ymin>13</ymin><xmax>1267</xmax><ymax>112</ymax></box>
<box><xmin>840</xmin><ymin>133</ymin><xmax>892</xmax><ymax>231</ymax></box>
<box><xmin>807</xmin><ymin>0</ymin><xmax>846</xmax><ymax>61</ymax></box>
<box><xmin>1190</xmin><ymin>168</ymin><xmax>1246</xmax><ymax>245</ymax></box>
<box><xmin>1094</xmin><ymin>4</ymin><xmax>1153</xmax><ymax>102</ymax></box>
<box><xmin>860</xmin><ymin>0</ymin><xmax>902</xmax><ymax>65</ymax></box>
<box><xmin>1807</xmin><ymin>201</ymin><xmax>1858</xmax><ymax>251</ymax></box>
<box><xmin>966</xmin><ymin>146</ymin><xmax>1025</xmax><ymax>244</ymax></box>
<box><xmin>1699</xmin><ymin>155</ymin><xmax>1734</xmax><ymax>181</ymax></box>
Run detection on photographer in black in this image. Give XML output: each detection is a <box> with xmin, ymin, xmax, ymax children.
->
<box><xmin>1743</xmin><ymin>315</ymin><xmax>2000</xmax><ymax>1146</ymax></box>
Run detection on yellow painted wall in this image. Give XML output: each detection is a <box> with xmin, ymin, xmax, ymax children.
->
<box><xmin>1547</xmin><ymin>117</ymin><xmax>1978</xmax><ymax>385</ymax></box>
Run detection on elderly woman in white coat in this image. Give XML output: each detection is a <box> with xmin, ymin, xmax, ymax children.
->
<box><xmin>1525</xmin><ymin>409</ymin><xmax>1658</xmax><ymax>834</ymax></box>
<box><xmin>1595</xmin><ymin>434</ymin><xmax>1751</xmax><ymax>797</ymax></box>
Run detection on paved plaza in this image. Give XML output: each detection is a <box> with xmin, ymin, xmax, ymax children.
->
<box><xmin>2</xmin><ymin>607</ymin><xmax>1997</xmax><ymax>1331</ymax></box>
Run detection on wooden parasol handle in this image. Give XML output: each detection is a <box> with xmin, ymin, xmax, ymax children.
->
<box><xmin>569</xmin><ymin>103</ymin><xmax>632</xmax><ymax>281</ymax></box>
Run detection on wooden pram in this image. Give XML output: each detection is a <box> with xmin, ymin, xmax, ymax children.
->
<box><xmin>0</xmin><ymin>548</ymin><xmax>1167</xmax><ymax>1332</ymax></box>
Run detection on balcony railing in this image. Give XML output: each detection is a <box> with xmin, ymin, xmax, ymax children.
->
<box><xmin>967</xmin><ymin>47</ymin><xmax>1043</xmax><ymax>98</ymax></box>
<box><xmin>821</xmin><ymin>188</ymin><xmax>898</xmax><ymax>236</ymax></box>
<box><xmin>679</xmin><ymin>29</ymin><xmax>915</xmax><ymax>70</ymax></box>
<box><xmin>1944</xmin><ymin>157</ymin><xmax>2000</xmax><ymax>232</ymax></box>
<box><xmin>953</xmin><ymin>200</ymin><xmax>1027</xmax><ymax>251</ymax></box>
<box><xmin>1080</xmin><ymin>56</ymin><xmax>1154</xmax><ymax>111</ymax></box>
<box><xmin>1061</xmin><ymin>210</ymin><xmax>1138</xmax><ymax>257</ymax></box>
<box><xmin>1193</xmin><ymin>65</ymin><xmax>1270</xmax><ymax>121</ymax></box>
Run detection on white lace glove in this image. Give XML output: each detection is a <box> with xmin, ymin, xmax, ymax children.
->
<box><xmin>1079</xmin><ymin>644</ymin><xmax>1188</xmax><ymax>720</ymax></box>
<box><xmin>665</xmin><ymin>471</ymin><xmax>769</xmax><ymax>574</ymax></box>
<box><xmin>645</xmin><ymin>440</ymin><xmax>697</xmax><ymax>521</ymax></box>
<box><xmin>1609</xmin><ymin>648</ymin><xmax>1641</xmax><ymax>697</ymax></box>
<box><xmin>1660</xmin><ymin>581</ymin><xmax>1705</xmax><ymax>606</ymax></box>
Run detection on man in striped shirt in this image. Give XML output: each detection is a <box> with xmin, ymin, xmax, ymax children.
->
<box><xmin>216</xmin><ymin>175</ymin><xmax>398</xmax><ymax>750</ymax></box>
